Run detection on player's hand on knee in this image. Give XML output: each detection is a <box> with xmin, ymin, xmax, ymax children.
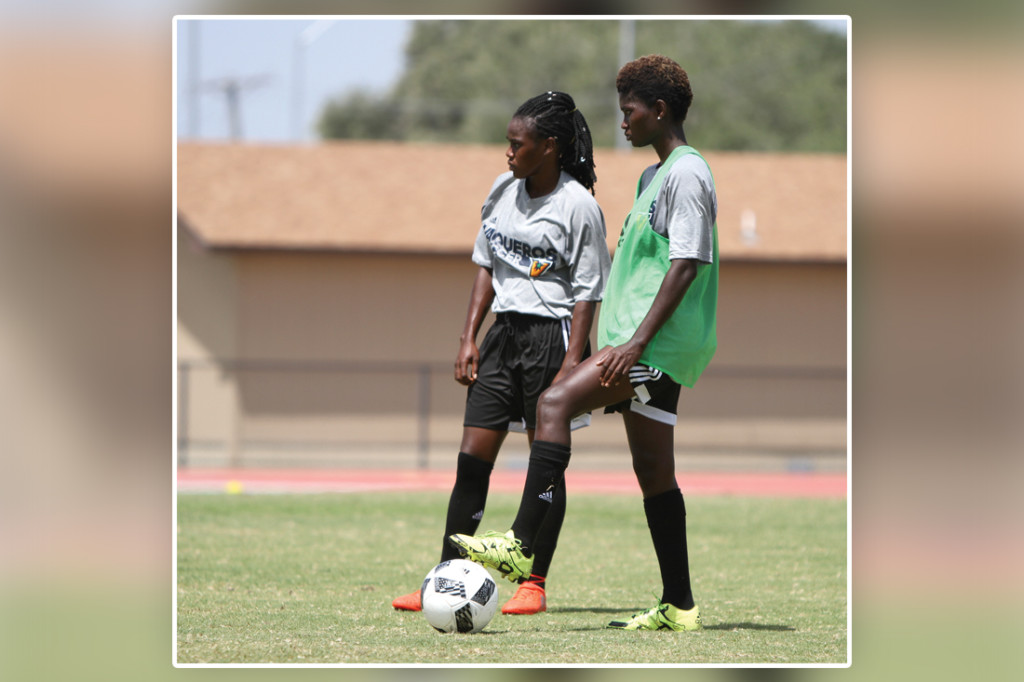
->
<box><xmin>596</xmin><ymin>342</ymin><xmax>643</xmax><ymax>387</ymax></box>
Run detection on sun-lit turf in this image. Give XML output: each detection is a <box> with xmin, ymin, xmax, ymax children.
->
<box><xmin>176</xmin><ymin>490</ymin><xmax>847</xmax><ymax>665</ymax></box>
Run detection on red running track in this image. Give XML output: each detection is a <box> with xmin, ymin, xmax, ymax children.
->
<box><xmin>177</xmin><ymin>468</ymin><xmax>846</xmax><ymax>499</ymax></box>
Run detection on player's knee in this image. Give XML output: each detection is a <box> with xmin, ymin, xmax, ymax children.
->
<box><xmin>536</xmin><ymin>384</ymin><xmax>569</xmax><ymax>424</ymax></box>
<box><xmin>632</xmin><ymin>451</ymin><xmax>675</xmax><ymax>495</ymax></box>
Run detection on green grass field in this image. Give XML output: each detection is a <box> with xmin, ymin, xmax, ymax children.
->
<box><xmin>176</xmin><ymin>490</ymin><xmax>847</xmax><ymax>665</ymax></box>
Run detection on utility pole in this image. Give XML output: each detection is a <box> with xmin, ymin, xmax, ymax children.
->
<box><xmin>200</xmin><ymin>74</ymin><xmax>271</xmax><ymax>141</ymax></box>
<box><xmin>292</xmin><ymin>20</ymin><xmax>335</xmax><ymax>143</ymax></box>
<box><xmin>188</xmin><ymin>20</ymin><xmax>201</xmax><ymax>138</ymax></box>
<box><xmin>616</xmin><ymin>19</ymin><xmax>636</xmax><ymax>150</ymax></box>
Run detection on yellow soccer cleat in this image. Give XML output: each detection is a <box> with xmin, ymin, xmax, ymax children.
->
<box><xmin>447</xmin><ymin>530</ymin><xmax>534</xmax><ymax>582</ymax></box>
<box><xmin>607</xmin><ymin>602</ymin><xmax>702</xmax><ymax>631</ymax></box>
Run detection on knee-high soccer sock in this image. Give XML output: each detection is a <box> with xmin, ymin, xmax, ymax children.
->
<box><xmin>644</xmin><ymin>488</ymin><xmax>695</xmax><ymax>610</ymax></box>
<box><xmin>440</xmin><ymin>452</ymin><xmax>493</xmax><ymax>562</ymax></box>
<box><xmin>510</xmin><ymin>440</ymin><xmax>571</xmax><ymax>556</ymax></box>
<box><xmin>527</xmin><ymin>476</ymin><xmax>566</xmax><ymax>583</ymax></box>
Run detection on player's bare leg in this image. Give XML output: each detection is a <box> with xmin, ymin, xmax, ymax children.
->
<box><xmin>486</xmin><ymin>351</ymin><xmax>634</xmax><ymax>557</ymax></box>
<box><xmin>612</xmin><ymin>409</ymin><xmax>698</xmax><ymax>626</ymax></box>
<box><xmin>622</xmin><ymin>410</ymin><xmax>677</xmax><ymax>497</ymax></box>
<box><xmin>534</xmin><ymin>348</ymin><xmax>636</xmax><ymax>446</ymax></box>
<box><xmin>459</xmin><ymin>426</ymin><xmax>507</xmax><ymax>464</ymax></box>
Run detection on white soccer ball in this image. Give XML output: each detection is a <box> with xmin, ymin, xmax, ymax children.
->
<box><xmin>420</xmin><ymin>559</ymin><xmax>498</xmax><ymax>634</ymax></box>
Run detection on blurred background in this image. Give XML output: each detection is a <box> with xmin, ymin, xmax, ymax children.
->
<box><xmin>1</xmin><ymin>1</ymin><xmax>1022</xmax><ymax>681</ymax></box>
<box><xmin>175</xmin><ymin>18</ymin><xmax>847</xmax><ymax>475</ymax></box>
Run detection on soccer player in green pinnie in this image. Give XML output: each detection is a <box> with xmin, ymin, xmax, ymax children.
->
<box><xmin>451</xmin><ymin>55</ymin><xmax>718</xmax><ymax>632</ymax></box>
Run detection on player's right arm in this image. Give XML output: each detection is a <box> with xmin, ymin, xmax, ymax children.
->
<box><xmin>455</xmin><ymin>266</ymin><xmax>495</xmax><ymax>385</ymax></box>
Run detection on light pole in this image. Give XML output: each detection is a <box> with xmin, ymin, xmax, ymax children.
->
<box><xmin>616</xmin><ymin>19</ymin><xmax>635</xmax><ymax>150</ymax></box>
<box><xmin>188</xmin><ymin>20</ymin><xmax>201</xmax><ymax>138</ymax></box>
<box><xmin>292</xmin><ymin>20</ymin><xmax>335</xmax><ymax>143</ymax></box>
<box><xmin>200</xmin><ymin>75</ymin><xmax>271</xmax><ymax>142</ymax></box>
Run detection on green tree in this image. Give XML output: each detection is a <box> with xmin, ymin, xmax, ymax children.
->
<box><xmin>317</xmin><ymin>89</ymin><xmax>402</xmax><ymax>140</ymax></box>
<box><xmin>317</xmin><ymin>19</ymin><xmax>847</xmax><ymax>153</ymax></box>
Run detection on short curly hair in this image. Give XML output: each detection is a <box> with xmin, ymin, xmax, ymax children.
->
<box><xmin>616</xmin><ymin>54</ymin><xmax>693</xmax><ymax>123</ymax></box>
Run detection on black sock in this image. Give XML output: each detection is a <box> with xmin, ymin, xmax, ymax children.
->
<box><xmin>528</xmin><ymin>476</ymin><xmax>566</xmax><ymax>580</ymax></box>
<box><xmin>440</xmin><ymin>452</ymin><xmax>493</xmax><ymax>562</ymax></box>
<box><xmin>644</xmin><ymin>488</ymin><xmax>695</xmax><ymax>610</ymax></box>
<box><xmin>510</xmin><ymin>440</ymin><xmax>571</xmax><ymax>556</ymax></box>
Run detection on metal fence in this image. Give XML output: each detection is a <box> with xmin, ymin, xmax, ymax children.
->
<box><xmin>177</xmin><ymin>359</ymin><xmax>453</xmax><ymax>470</ymax></box>
<box><xmin>177</xmin><ymin>359</ymin><xmax>847</xmax><ymax>471</ymax></box>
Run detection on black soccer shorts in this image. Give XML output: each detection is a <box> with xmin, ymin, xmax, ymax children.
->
<box><xmin>604</xmin><ymin>363</ymin><xmax>682</xmax><ymax>426</ymax></box>
<box><xmin>464</xmin><ymin>311</ymin><xmax>590</xmax><ymax>432</ymax></box>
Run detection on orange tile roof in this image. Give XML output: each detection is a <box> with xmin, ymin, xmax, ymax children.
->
<box><xmin>177</xmin><ymin>141</ymin><xmax>846</xmax><ymax>262</ymax></box>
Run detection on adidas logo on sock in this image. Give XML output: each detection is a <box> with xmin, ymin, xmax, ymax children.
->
<box><xmin>472</xmin><ymin>510</ymin><xmax>484</xmax><ymax>520</ymax></box>
<box><xmin>538</xmin><ymin>490</ymin><xmax>554</xmax><ymax>503</ymax></box>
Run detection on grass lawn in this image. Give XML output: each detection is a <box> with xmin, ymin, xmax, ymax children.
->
<box><xmin>176</xmin><ymin>490</ymin><xmax>847</xmax><ymax>665</ymax></box>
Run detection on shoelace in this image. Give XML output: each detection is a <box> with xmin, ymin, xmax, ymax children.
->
<box><xmin>630</xmin><ymin>601</ymin><xmax>667</xmax><ymax>624</ymax></box>
<box><xmin>508</xmin><ymin>589</ymin><xmax>537</xmax><ymax>603</ymax></box>
<box><xmin>480</xmin><ymin>530</ymin><xmax>522</xmax><ymax>550</ymax></box>
<box><xmin>630</xmin><ymin>594</ymin><xmax>663</xmax><ymax>619</ymax></box>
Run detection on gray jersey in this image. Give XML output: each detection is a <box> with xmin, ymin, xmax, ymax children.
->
<box><xmin>472</xmin><ymin>171</ymin><xmax>611</xmax><ymax>319</ymax></box>
<box><xmin>638</xmin><ymin>153</ymin><xmax>717</xmax><ymax>263</ymax></box>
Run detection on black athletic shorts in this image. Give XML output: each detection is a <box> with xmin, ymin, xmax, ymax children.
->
<box><xmin>604</xmin><ymin>364</ymin><xmax>682</xmax><ymax>426</ymax></box>
<box><xmin>464</xmin><ymin>312</ymin><xmax>590</xmax><ymax>432</ymax></box>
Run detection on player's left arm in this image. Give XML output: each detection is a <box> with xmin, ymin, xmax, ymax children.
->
<box><xmin>597</xmin><ymin>159</ymin><xmax>714</xmax><ymax>387</ymax></box>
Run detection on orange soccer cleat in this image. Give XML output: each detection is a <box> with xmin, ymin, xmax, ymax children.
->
<box><xmin>501</xmin><ymin>579</ymin><xmax>547</xmax><ymax>615</ymax></box>
<box><xmin>391</xmin><ymin>589</ymin><xmax>422</xmax><ymax>612</ymax></box>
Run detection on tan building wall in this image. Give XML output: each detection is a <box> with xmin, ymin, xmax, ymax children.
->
<box><xmin>178</xmin><ymin>225</ymin><xmax>846</xmax><ymax>471</ymax></box>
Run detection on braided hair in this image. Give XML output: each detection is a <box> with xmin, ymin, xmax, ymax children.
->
<box><xmin>513</xmin><ymin>91</ymin><xmax>597</xmax><ymax>194</ymax></box>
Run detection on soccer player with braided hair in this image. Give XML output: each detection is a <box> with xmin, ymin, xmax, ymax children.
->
<box><xmin>451</xmin><ymin>56</ymin><xmax>718</xmax><ymax>632</ymax></box>
<box><xmin>392</xmin><ymin>91</ymin><xmax>610</xmax><ymax>616</ymax></box>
